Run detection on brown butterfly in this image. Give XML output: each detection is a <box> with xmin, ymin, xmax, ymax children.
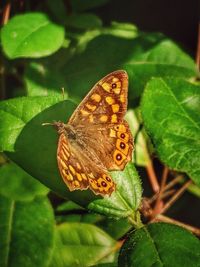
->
<box><xmin>50</xmin><ymin>70</ymin><xmax>133</xmax><ymax>196</ymax></box>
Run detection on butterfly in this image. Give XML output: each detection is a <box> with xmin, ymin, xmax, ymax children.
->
<box><xmin>53</xmin><ymin>70</ymin><xmax>133</xmax><ymax>196</ymax></box>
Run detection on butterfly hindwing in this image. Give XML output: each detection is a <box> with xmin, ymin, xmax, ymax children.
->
<box><xmin>57</xmin><ymin>133</ymin><xmax>89</xmax><ymax>191</ymax></box>
<box><xmin>57</xmin><ymin>133</ymin><xmax>115</xmax><ymax>196</ymax></box>
<box><xmin>78</xmin><ymin>120</ymin><xmax>133</xmax><ymax>171</ymax></box>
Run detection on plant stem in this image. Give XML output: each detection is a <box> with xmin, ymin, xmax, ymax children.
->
<box><xmin>2</xmin><ymin>2</ymin><xmax>11</xmax><ymax>25</ymax></box>
<box><xmin>196</xmin><ymin>22</ymin><xmax>200</xmax><ymax>71</ymax></box>
<box><xmin>146</xmin><ymin>160</ymin><xmax>160</xmax><ymax>193</ymax></box>
<box><xmin>163</xmin><ymin>174</ymin><xmax>184</xmax><ymax>191</ymax></box>
<box><xmin>148</xmin><ymin>189</ymin><xmax>175</xmax><ymax>204</ymax></box>
<box><xmin>128</xmin><ymin>211</ymin><xmax>143</xmax><ymax>229</ymax></box>
<box><xmin>160</xmin><ymin>180</ymin><xmax>192</xmax><ymax>214</ymax></box>
<box><xmin>153</xmin><ymin>166</ymin><xmax>169</xmax><ymax>215</ymax></box>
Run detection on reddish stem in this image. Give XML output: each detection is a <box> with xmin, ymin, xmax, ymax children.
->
<box><xmin>152</xmin><ymin>167</ymin><xmax>169</xmax><ymax>216</ymax></box>
<box><xmin>196</xmin><ymin>22</ymin><xmax>200</xmax><ymax>71</ymax></box>
<box><xmin>160</xmin><ymin>180</ymin><xmax>192</xmax><ymax>214</ymax></box>
<box><xmin>2</xmin><ymin>2</ymin><xmax>11</xmax><ymax>25</ymax></box>
<box><xmin>146</xmin><ymin>160</ymin><xmax>160</xmax><ymax>193</ymax></box>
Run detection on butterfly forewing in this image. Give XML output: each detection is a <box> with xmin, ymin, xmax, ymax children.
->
<box><xmin>69</xmin><ymin>70</ymin><xmax>128</xmax><ymax>126</ymax></box>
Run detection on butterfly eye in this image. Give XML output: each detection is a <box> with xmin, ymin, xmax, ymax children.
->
<box><xmin>101</xmin><ymin>181</ymin><xmax>107</xmax><ymax>187</ymax></box>
<box><xmin>112</xmin><ymin>83</ymin><xmax>117</xmax><ymax>88</ymax></box>
<box><xmin>120</xmin><ymin>133</ymin><xmax>125</xmax><ymax>139</ymax></box>
<box><xmin>120</xmin><ymin>142</ymin><xmax>126</xmax><ymax>149</ymax></box>
<box><xmin>116</xmin><ymin>153</ymin><xmax>122</xmax><ymax>161</ymax></box>
<box><xmin>106</xmin><ymin>176</ymin><xmax>111</xmax><ymax>182</ymax></box>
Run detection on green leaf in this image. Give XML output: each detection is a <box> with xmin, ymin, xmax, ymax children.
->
<box><xmin>62</xmin><ymin>33</ymin><xmax>196</xmax><ymax>101</ymax></box>
<box><xmin>119</xmin><ymin>222</ymin><xmax>200</xmax><ymax>267</ymax></box>
<box><xmin>0</xmin><ymin>162</ymin><xmax>48</xmax><ymax>201</ymax></box>
<box><xmin>66</xmin><ymin>13</ymin><xmax>102</xmax><ymax>29</ymax></box>
<box><xmin>104</xmin><ymin>22</ymin><xmax>138</xmax><ymax>39</ymax></box>
<box><xmin>24</xmin><ymin>61</ymin><xmax>68</xmax><ymax>97</ymax></box>
<box><xmin>126</xmin><ymin>109</ymin><xmax>151</xmax><ymax>166</ymax></box>
<box><xmin>55</xmin><ymin>201</ymin><xmax>102</xmax><ymax>224</ymax></box>
<box><xmin>1</xmin><ymin>13</ymin><xmax>65</xmax><ymax>59</ymax></box>
<box><xmin>71</xmin><ymin>0</ymin><xmax>110</xmax><ymax>12</ymax></box>
<box><xmin>23</xmin><ymin>31</ymin><xmax>196</xmax><ymax>101</ymax></box>
<box><xmin>0</xmin><ymin>195</ymin><xmax>55</xmax><ymax>267</ymax></box>
<box><xmin>0</xmin><ymin>96</ymin><xmax>92</xmax><ymax>203</ymax></box>
<box><xmin>88</xmin><ymin>163</ymin><xmax>142</xmax><ymax>221</ymax></box>
<box><xmin>92</xmin><ymin>264</ymin><xmax>117</xmax><ymax>267</ymax></box>
<box><xmin>0</xmin><ymin>95</ymin><xmax>64</xmax><ymax>151</ymax></box>
<box><xmin>97</xmin><ymin>217</ymin><xmax>132</xmax><ymax>240</ymax></box>
<box><xmin>0</xmin><ymin>95</ymin><xmax>143</xmax><ymax>211</ymax></box>
<box><xmin>49</xmin><ymin>222</ymin><xmax>117</xmax><ymax>267</ymax></box>
<box><xmin>46</xmin><ymin>0</ymin><xmax>67</xmax><ymax>23</ymax></box>
<box><xmin>141</xmin><ymin>78</ymin><xmax>200</xmax><ymax>186</ymax></box>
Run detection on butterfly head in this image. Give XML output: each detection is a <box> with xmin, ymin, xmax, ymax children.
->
<box><xmin>42</xmin><ymin>121</ymin><xmax>77</xmax><ymax>140</ymax></box>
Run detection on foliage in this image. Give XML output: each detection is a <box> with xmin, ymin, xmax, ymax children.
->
<box><xmin>0</xmin><ymin>1</ymin><xmax>200</xmax><ymax>267</ymax></box>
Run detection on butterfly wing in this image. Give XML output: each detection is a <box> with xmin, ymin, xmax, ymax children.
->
<box><xmin>57</xmin><ymin>133</ymin><xmax>115</xmax><ymax>196</ymax></box>
<box><xmin>68</xmin><ymin>70</ymin><xmax>128</xmax><ymax>125</ymax></box>
<box><xmin>68</xmin><ymin>70</ymin><xmax>133</xmax><ymax>171</ymax></box>
<box><xmin>80</xmin><ymin>121</ymin><xmax>133</xmax><ymax>171</ymax></box>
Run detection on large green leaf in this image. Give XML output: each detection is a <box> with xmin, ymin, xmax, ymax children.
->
<box><xmin>1</xmin><ymin>13</ymin><xmax>65</xmax><ymax>58</ymax></box>
<box><xmin>0</xmin><ymin>162</ymin><xmax>48</xmax><ymax>201</ymax></box>
<box><xmin>49</xmin><ymin>222</ymin><xmax>117</xmax><ymax>267</ymax></box>
<box><xmin>0</xmin><ymin>195</ymin><xmax>55</xmax><ymax>267</ymax></box>
<box><xmin>0</xmin><ymin>96</ymin><xmax>91</xmax><ymax>203</ymax></box>
<box><xmin>141</xmin><ymin>78</ymin><xmax>200</xmax><ymax>186</ymax></box>
<box><xmin>0</xmin><ymin>95</ymin><xmax>64</xmax><ymax>151</ymax></box>
<box><xmin>0</xmin><ymin>96</ymin><xmax>143</xmax><ymax>215</ymax></box>
<box><xmin>119</xmin><ymin>222</ymin><xmax>200</xmax><ymax>267</ymax></box>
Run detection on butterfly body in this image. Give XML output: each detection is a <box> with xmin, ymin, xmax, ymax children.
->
<box><xmin>55</xmin><ymin>70</ymin><xmax>133</xmax><ymax>196</ymax></box>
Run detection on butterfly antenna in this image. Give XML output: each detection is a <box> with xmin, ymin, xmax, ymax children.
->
<box><xmin>42</xmin><ymin>122</ymin><xmax>53</xmax><ymax>126</ymax></box>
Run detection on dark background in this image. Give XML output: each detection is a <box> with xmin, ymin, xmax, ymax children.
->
<box><xmin>96</xmin><ymin>0</ymin><xmax>199</xmax><ymax>57</ymax></box>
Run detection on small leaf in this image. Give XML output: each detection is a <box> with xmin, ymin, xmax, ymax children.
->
<box><xmin>104</xmin><ymin>21</ymin><xmax>138</xmax><ymax>39</ymax></box>
<box><xmin>119</xmin><ymin>222</ymin><xmax>200</xmax><ymax>267</ymax></box>
<box><xmin>0</xmin><ymin>195</ymin><xmax>55</xmax><ymax>267</ymax></box>
<box><xmin>1</xmin><ymin>13</ymin><xmax>65</xmax><ymax>58</ymax></box>
<box><xmin>0</xmin><ymin>162</ymin><xmax>48</xmax><ymax>201</ymax></box>
<box><xmin>126</xmin><ymin>109</ymin><xmax>151</xmax><ymax>166</ymax></box>
<box><xmin>25</xmin><ymin>62</ymin><xmax>68</xmax><ymax>97</ymax></box>
<box><xmin>71</xmin><ymin>0</ymin><xmax>110</xmax><ymax>12</ymax></box>
<box><xmin>88</xmin><ymin>163</ymin><xmax>142</xmax><ymax>220</ymax></box>
<box><xmin>141</xmin><ymin>78</ymin><xmax>200</xmax><ymax>186</ymax></box>
<box><xmin>66</xmin><ymin>13</ymin><xmax>102</xmax><ymax>29</ymax></box>
<box><xmin>46</xmin><ymin>0</ymin><xmax>67</xmax><ymax>23</ymax></box>
<box><xmin>49</xmin><ymin>222</ymin><xmax>117</xmax><ymax>267</ymax></box>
